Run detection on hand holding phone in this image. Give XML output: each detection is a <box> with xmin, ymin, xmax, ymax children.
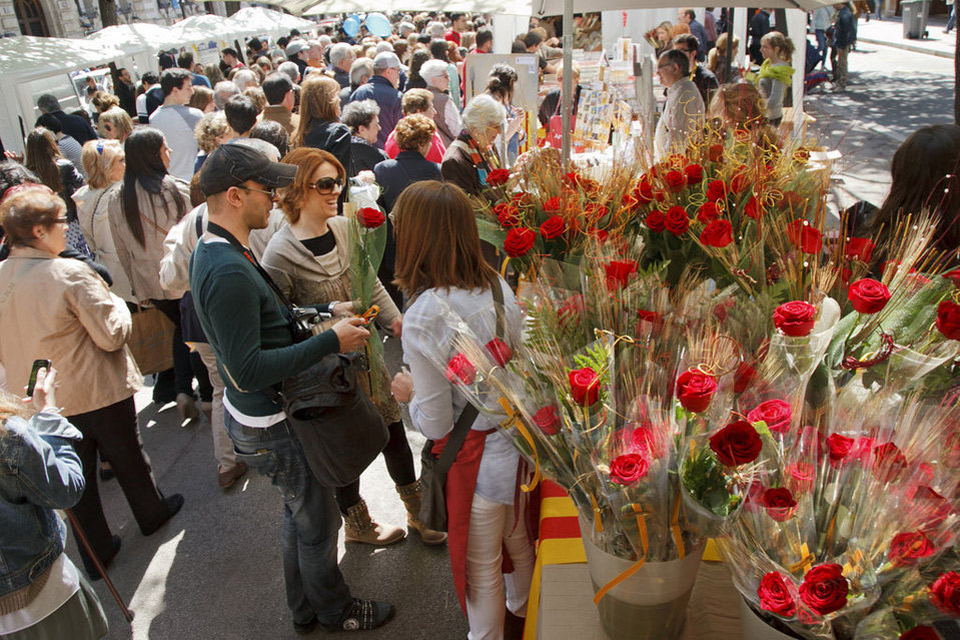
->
<box><xmin>26</xmin><ymin>359</ymin><xmax>51</xmax><ymax>397</ymax></box>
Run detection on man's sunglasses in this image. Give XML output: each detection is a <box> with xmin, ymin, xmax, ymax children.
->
<box><xmin>311</xmin><ymin>176</ymin><xmax>343</xmax><ymax>194</ymax></box>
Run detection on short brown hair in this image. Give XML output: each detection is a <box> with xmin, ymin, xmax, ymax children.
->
<box><xmin>401</xmin><ymin>88</ymin><xmax>433</xmax><ymax>115</ymax></box>
<box><xmin>276</xmin><ymin>147</ymin><xmax>344</xmax><ymax>224</ymax></box>
<box><xmin>0</xmin><ymin>188</ymin><xmax>64</xmax><ymax>247</ymax></box>
<box><xmin>395</xmin><ymin>114</ymin><xmax>436</xmax><ymax>152</ymax></box>
<box><xmin>292</xmin><ymin>74</ymin><xmax>342</xmax><ymax>147</ymax></box>
<box><xmin>393</xmin><ymin>180</ymin><xmax>496</xmax><ymax>295</ymax></box>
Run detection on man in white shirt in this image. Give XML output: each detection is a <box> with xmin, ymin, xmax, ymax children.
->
<box><xmin>654</xmin><ymin>49</ymin><xmax>705</xmax><ymax>162</ymax></box>
<box><xmin>149</xmin><ymin>68</ymin><xmax>204</xmax><ymax>181</ymax></box>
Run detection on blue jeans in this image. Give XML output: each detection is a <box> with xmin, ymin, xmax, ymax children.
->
<box><xmin>224</xmin><ymin>413</ymin><xmax>352</xmax><ymax>627</ymax></box>
<box><xmin>947</xmin><ymin>3</ymin><xmax>957</xmax><ymax>31</ymax></box>
<box><xmin>815</xmin><ymin>30</ymin><xmax>828</xmax><ymax>66</ymax></box>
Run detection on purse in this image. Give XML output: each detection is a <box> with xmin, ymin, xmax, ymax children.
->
<box><xmin>418</xmin><ymin>275</ymin><xmax>505</xmax><ymax>532</ymax></box>
<box><xmin>127</xmin><ymin>305</ymin><xmax>175</xmax><ymax>375</ymax></box>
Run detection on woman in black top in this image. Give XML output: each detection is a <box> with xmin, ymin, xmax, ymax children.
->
<box><xmin>292</xmin><ymin>74</ymin><xmax>353</xmax><ymax>179</ymax></box>
<box><xmin>341</xmin><ymin>99</ymin><xmax>388</xmax><ymax>176</ymax></box>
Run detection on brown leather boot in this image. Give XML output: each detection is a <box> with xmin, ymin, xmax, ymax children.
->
<box><xmin>342</xmin><ymin>499</ymin><xmax>405</xmax><ymax>545</ymax></box>
<box><xmin>397</xmin><ymin>481</ymin><xmax>447</xmax><ymax>545</ymax></box>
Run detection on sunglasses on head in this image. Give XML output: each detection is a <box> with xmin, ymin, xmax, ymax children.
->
<box><xmin>311</xmin><ymin>176</ymin><xmax>343</xmax><ymax>194</ymax></box>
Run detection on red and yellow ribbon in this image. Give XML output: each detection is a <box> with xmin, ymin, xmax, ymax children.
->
<box><xmin>593</xmin><ymin>504</ymin><xmax>649</xmax><ymax>605</ymax></box>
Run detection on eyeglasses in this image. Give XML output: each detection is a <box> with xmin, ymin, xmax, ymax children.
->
<box><xmin>310</xmin><ymin>176</ymin><xmax>343</xmax><ymax>194</ymax></box>
<box><xmin>54</xmin><ymin>216</ymin><xmax>68</xmax><ymax>223</ymax></box>
<box><xmin>237</xmin><ymin>184</ymin><xmax>277</xmax><ymax>199</ymax></box>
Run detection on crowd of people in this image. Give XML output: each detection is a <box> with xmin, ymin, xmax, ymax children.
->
<box><xmin>0</xmin><ymin>7</ymin><xmax>956</xmax><ymax>640</ymax></box>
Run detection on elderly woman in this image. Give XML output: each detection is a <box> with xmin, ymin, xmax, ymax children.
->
<box><xmin>293</xmin><ymin>74</ymin><xmax>353</xmax><ymax>181</ymax></box>
<box><xmin>72</xmin><ymin>139</ymin><xmax>134</xmax><ymax>302</ymax></box>
<box><xmin>421</xmin><ymin>59</ymin><xmax>462</xmax><ymax>147</ymax></box>
<box><xmin>341</xmin><ymin>99</ymin><xmax>388</xmax><ymax>176</ymax></box>
<box><xmin>385</xmin><ymin>89</ymin><xmax>446</xmax><ymax>163</ymax></box>
<box><xmin>390</xmin><ymin>180</ymin><xmax>534</xmax><ymax>639</ymax></box>
<box><xmin>0</xmin><ymin>188</ymin><xmax>182</xmax><ymax>580</ymax></box>
<box><xmin>260</xmin><ymin>148</ymin><xmax>445</xmax><ymax>547</ymax></box>
<box><xmin>96</xmin><ymin>107</ymin><xmax>134</xmax><ymax>142</ymax></box>
<box><xmin>441</xmin><ymin>94</ymin><xmax>504</xmax><ymax>199</ymax></box>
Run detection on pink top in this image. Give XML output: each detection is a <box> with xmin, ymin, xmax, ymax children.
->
<box><xmin>384</xmin><ymin>130</ymin><xmax>446</xmax><ymax>164</ymax></box>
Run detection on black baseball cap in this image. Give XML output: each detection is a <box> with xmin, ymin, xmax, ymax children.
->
<box><xmin>199</xmin><ymin>143</ymin><xmax>298</xmax><ymax>197</ymax></box>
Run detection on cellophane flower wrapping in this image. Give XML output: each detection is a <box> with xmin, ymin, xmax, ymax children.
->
<box><xmin>348</xmin><ymin>207</ymin><xmax>389</xmax><ymax>403</ymax></box>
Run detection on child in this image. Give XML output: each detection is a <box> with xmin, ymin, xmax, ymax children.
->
<box><xmin>757</xmin><ymin>31</ymin><xmax>795</xmax><ymax>126</ymax></box>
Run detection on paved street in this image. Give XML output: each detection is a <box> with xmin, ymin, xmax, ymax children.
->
<box><xmin>75</xmin><ymin>23</ymin><xmax>956</xmax><ymax>640</ymax></box>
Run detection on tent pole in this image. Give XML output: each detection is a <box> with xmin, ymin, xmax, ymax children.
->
<box><xmin>561</xmin><ymin>0</ymin><xmax>573</xmax><ymax>168</ymax></box>
<box><xmin>725</xmin><ymin>7</ymin><xmax>734</xmax><ymax>84</ymax></box>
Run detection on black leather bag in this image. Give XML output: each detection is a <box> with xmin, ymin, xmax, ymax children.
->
<box><xmin>282</xmin><ymin>352</ymin><xmax>388</xmax><ymax>488</ymax></box>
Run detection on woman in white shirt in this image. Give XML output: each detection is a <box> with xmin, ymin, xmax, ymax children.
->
<box><xmin>390</xmin><ymin>180</ymin><xmax>534</xmax><ymax>640</ymax></box>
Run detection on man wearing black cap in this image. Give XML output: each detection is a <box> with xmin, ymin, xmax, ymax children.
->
<box><xmin>189</xmin><ymin>143</ymin><xmax>395</xmax><ymax>635</ymax></box>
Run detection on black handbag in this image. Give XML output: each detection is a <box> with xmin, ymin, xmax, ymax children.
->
<box><xmin>418</xmin><ymin>275</ymin><xmax>505</xmax><ymax>532</ymax></box>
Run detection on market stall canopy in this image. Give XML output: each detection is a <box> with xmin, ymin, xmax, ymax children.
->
<box><xmin>296</xmin><ymin>0</ymin><xmax>832</xmax><ymax>15</ymax></box>
<box><xmin>227</xmin><ymin>6</ymin><xmax>315</xmax><ymax>36</ymax></box>
<box><xmin>172</xmin><ymin>14</ymin><xmax>253</xmax><ymax>43</ymax></box>
<box><xmin>0</xmin><ymin>35</ymin><xmax>134</xmax><ymax>83</ymax></box>
<box><xmin>534</xmin><ymin>0</ymin><xmax>833</xmax><ymax>12</ymax></box>
<box><xmin>87</xmin><ymin>23</ymin><xmax>178</xmax><ymax>54</ymax></box>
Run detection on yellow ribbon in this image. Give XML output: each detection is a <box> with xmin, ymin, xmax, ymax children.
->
<box><xmin>593</xmin><ymin>505</ymin><xmax>649</xmax><ymax>605</ymax></box>
<box><xmin>590</xmin><ymin>494</ymin><xmax>603</xmax><ymax>533</ymax></box>
<box><xmin>497</xmin><ymin>397</ymin><xmax>540</xmax><ymax>493</ymax></box>
<box><xmin>670</xmin><ymin>492</ymin><xmax>685</xmax><ymax>560</ymax></box>
<box><xmin>500</xmin><ymin>256</ymin><xmax>510</xmax><ymax>279</ymax></box>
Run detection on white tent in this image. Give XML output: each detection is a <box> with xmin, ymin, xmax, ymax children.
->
<box><xmin>300</xmin><ymin>0</ymin><xmax>531</xmax><ymax>15</ymax></box>
<box><xmin>227</xmin><ymin>6</ymin><xmax>316</xmax><ymax>37</ymax></box>
<box><xmin>88</xmin><ymin>23</ymin><xmax>186</xmax><ymax>53</ymax></box>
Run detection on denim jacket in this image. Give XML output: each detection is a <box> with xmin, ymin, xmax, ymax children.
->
<box><xmin>0</xmin><ymin>411</ymin><xmax>84</xmax><ymax>598</ymax></box>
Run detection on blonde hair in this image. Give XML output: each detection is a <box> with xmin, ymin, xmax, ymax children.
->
<box><xmin>97</xmin><ymin>107</ymin><xmax>134</xmax><ymax>141</ymax></box>
<box><xmin>91</xmin><ymin>90</ymin><xmax>119</xmax><ymax>113</ymax></box>
<box><xmin>81</xmin><ymin>139</ymin><xmax>124</xmax><ymax>189</ymax></box>
<box><xmin>761</xmin><ymin>31</ymin><xmax>795</xmax><ymax>63</ymax></box>
<box><xmin>292</xmin><ymin>74</ymin><xmax>342</xmax><ymax>148</ymax></box>
<box><xmin>395</xmin><ymin>114</ymin><xmax>436</xmax><ymax>151</ymax></box>
<box><xmin>194</xmin><ymin>112</ymin><xmax>232</xmax><ymax>154</ymax></box>
<box><xmin>707</xmin><ymin>33</ymin><xmax>740</xmax><ymax>75</ymax></box>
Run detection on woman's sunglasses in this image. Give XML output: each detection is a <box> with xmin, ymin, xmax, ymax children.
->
<box><xmin>311</xmin><ymin>176</ymin><xmax>343</xmax><ymax>194</ymax></box>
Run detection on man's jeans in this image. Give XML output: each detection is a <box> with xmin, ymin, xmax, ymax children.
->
<box><xmin>224</xmin><ymin>412</ymin><xmax>352</xmax><ymax>627</ymax></box>
<box><xmin>815</xmin><ymin>30</ymin><xmax>828</xmax><ymax>68</ymax></box>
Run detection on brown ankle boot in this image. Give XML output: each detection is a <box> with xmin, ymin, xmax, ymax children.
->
<box><xmin>397</xmin><ymin>481</ymin><xmax>448</xmax><ymax>545</ymax></box>
<box><xmin>342</xmin><ymin>499</ymin><xmax>405</xmax><ymax>545</ymax></box>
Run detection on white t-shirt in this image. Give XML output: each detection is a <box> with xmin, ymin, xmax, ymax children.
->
<box><xmin>149</xmin><ymin>104</ymin><xmax>203</xmax><ymax>181</ymax></box>
<box><xmin>0</xmin><ymin>554</ymin><xmax>79</xmax><ymax>634</ymax></box>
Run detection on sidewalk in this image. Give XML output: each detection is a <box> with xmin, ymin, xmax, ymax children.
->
<box><xmin>854</xmin><ymin>12</ymin><xmax>956</xmax><ymax>58</ymax></box>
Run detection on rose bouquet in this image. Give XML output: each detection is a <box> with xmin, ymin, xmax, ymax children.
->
<box><xmin>349</xmin><ymin>206</ymin><xmax>389</xmax><ymax>402</ymax></box>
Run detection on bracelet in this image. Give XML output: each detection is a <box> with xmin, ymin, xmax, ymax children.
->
<box><xmin>328</xmin><ymin>301</ymin><xmax>340</xmax><ymax>315</ymax></box>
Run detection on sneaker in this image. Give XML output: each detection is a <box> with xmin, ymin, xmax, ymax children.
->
<box><xmin>141</xmin><ymin>494</ymin><xmax>185</xmax><ymax>536</ymax></box>
<box><xmin>321</xmin><ymin>599</ymin><xmax>395</xmax><ymax>632</ymax></box>
<box><xmin>218</xmin><ymin>462</ymin><xmax>248</xmax><ymax>489</ymax></box>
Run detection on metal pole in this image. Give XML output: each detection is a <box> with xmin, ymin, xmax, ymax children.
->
<box><xmin>561</xmin><ymin>0</ymin><xmax>573</xmax><ymax>168</ymax></box>
<box><xmin>725</xmin><ymin>7</ymin><xmax>735</xmax><ymax>84</ymax></box>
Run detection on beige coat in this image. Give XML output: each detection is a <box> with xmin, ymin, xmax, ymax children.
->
<box><xmin>0</xmin><ymin>247</ymin><xmax>141</xmax><ymax>415</ymax></box>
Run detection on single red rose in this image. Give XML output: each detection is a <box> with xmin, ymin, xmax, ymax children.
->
<box><xmin>763</xmin><ymin>487</ymin><xmax>798</xmax><ymax>522</ymax></box>
<box><xmin>936</xmin><ymin>300</ymin><xmax>960</xmax><ymax>340</ymax></box>
<box><xmin>604</xmin><ymin>259</ymin><xmax>638</xmax><ymax>291</ymax></box>
<box><xmin>734</xmin><ymin>362</ymin><xmax>756</xmax><ymax>393</ymax></box>
<box><xmin>714</xmin><ymin>298</ymin><xmax>735</xmax><ymax>321</ymax></box>
<box><xmin>840</xmin><ymin>267</ymin><xmax>853</xmax><ymax>284</ymax></box>
<box><xmin>543</xmin><ymin>196</ymin><xmax>561</xmax><ymax>213</ymax></box>
<box><xmin>758</xmin><ymin>572</ymin><xmax>796</xmax><ymax>617</ymax></box>
<box><xmin>744</xmin><ymin>196</ymin><xmax>766</xmax><ymax>220</ymax></box>
<box><xmin>705</xmin><ymin>179</ymin><xmax>727</xmax><ymax>202</ymax></box>
<box><xmin>665</xmin><ymin>206</ymin><xmax>690</xmax><ymax>236</ymax></box>
<box><xmin>943</xmin><ymin>268</ymin><xmax>960</xmax><ymax>288</ymax></box>
<box><xmin>730</xmin><ymin>172</ymin><xmax>750</xmax><ymax>194</ymax></box>
<box><xmin>855</xmin><ymin>436</ymin><xmax>878</xmax><ymax>463</ymax></box>
<box><xmin>889</xmin><ymin>530</ymin><xmax>936</xmax><ymax>567</ymax></box>
<box><xmin>557</xmin><ymin>294</ymin><xmax>584</xmax><ymax>329</ymax></box>
<box><xmin>799</xmin><ymin>564</ymin><xmax>849</xmax><ymax>615</ymax></box>
<box><xmin>872</xmin><ymin>441</ymin><xmax>908</xmax><ymax>484</ymax></box>
<box><xmin>709</xmin><ymin>420</ymin><xmax>763</xmax><ymax>466</ymax></box>
<box><xmin>609</xmin><ymin>452</ymin><xmax>649</xmax><ymax>485</ymax></box>
<box><xmin>531</xmin><ymin>406</ymin><xmax>561</xmax><ymax>435</ymax></box>
<box><xmin>503</xmin><ymin>227</ymin><xmax>536</xmax><ymax>257</ymax></box>
<box><xmin>494</xmin><ymin>202</ymin><xmax>520</xmax><ymax>227</ymax></box>
<box><xmin>631</xmin><ymin>426</ymin><xmax>663</xmax><ymax>458</ymax></box>
<box><xmin>486</xmin><ymin>168</ymin><xmax>511</xmax><ymax>186</ymax></box>
<box><xmin>743</xmin><ymin>480</ymin><xmax>766</xmax><ymax>512</ymax></box>
<box><xmin>748</xmin><ymin>399</ymin><xmax>793</xmax><ymax>434</ymax></box>
<box><xmin>786</xmin><ymin>219</ymin><xmax>823</xmax><ymax>254</ymax></box>
<box><xmin>357</xmin><ymin>207</ymin><xmax>386</xmax><ymax>228</ymax></box>
<box><xmin>848</xmin><ymin>278</ymin><xmax>891</xmax><ymax>314</ymax></box>
<box><xmin>708</xmin><ymin>144</ymin><xmax>724</xmax><ymax>162</ymax></box>
<box><xmin>654</xmin><ymin>190</ymin><xmax>668</xmax><ymax>203</ymax></box>
<box><xmin>901</xmin><ymin>626</ymin><xmax>941</xmax><ymax>640</ymax></box>
<box><xmin>646</xmin><ymin>210</ymin><xmax>666</xmax><ymax>232</ymax></box>
<box><xmin>539</xmin><ymin>215</ymin><xmax>565</xmax><ymax>240</ymax></box>
<box><xmin>779</xmin><ymin>190</ymin><xmax>806</xmax><ymax>212</ymax></box>
<box><xmin>774</xmin><ymin>301</ymin><xmax>817</xmax><ymax>337</ymax></box>
<box><xmin>637</xmin><ymin>309</ymin><xmax>664</xmax><ymax>328</ymax></box>
<box><xmin>930</xmin><ymin>571</ymin><xmax>960</xmax><ymax>616</ymax></box>
<box><xmin>844</xmin><ymin>237</ymin><xmax>875</xmax><ymax>262</ymax></box>
<box><xmin>511</xmin><ymin>192</ymin><xmax>532</xmax><ymax>207</ymax></box>
<box><xmin>787</xmin><ymin>461</ymin><xmax>816</xmax><ymax>493</ymax></box>
<box><xmin>911</xmin><ymin>485</ymin><xmax>954</xmax><ymax>529</ymax></box>
<box><xmin>675</xmin><ymin>369</ymin><xmax>718</xmax><ymax>413</ymax></box>
<box><xmin>569</xmin><ymin>367</ymin><xmax>601</xmax><ymax>407</ymax></box>
<box><xmin>636</xmin><ymin>177</ymin><xmax>654</xmax><ymax>203</ymax></box>
<box><xmin>700</xmin><ymin>219</ymin><xmax>734</xmax><ymax>248</ymax></box>
<box><xmin>485</xmin><ymin>338</ymin><xmax>513</xmax><ymax>366</ymax></box>
<box><xmin>590</xmin><ymin>227</ymin><xmax>609</xmax><ymax>243</ymax></box>
<box><xmin>826</xmin><ymin>433</ymin><xmax>856</xmax><ymax>466</ymax></box>
<box><xmin>445</xmin><ymin>353</ymin><xmax>476</xmax><ymax>385</ymax></box>
<box><xmin>697</xmin><ymin>202</ymin><xmax>720</xmax><ymax>223</ymax></box>
<box><xmin>663</xmin><ymin>169</ymin><xmax>686</xmax><ymax>192</ymax></box>
<box><xmin>684</xmin><ymin>164</ymin><xmax>704</xmax><ymax>184</ymax></box>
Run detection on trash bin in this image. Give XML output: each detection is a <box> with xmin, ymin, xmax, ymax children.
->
<box><xmin>902</xmin><ymin>0</ymin><xmax>930</xmax><ymax>38</ymax></box>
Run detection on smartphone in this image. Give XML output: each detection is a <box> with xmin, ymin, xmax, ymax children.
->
<box><xmin>26</xmin><ymin>359</ymin><xmax>50</xmax><ymax>397</ymax></box>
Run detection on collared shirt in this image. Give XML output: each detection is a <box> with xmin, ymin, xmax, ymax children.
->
<box><xmin>260</xmin><ymin>105</ymin><xmax>300</xmax><ymax>136</ymax></box>
<box><xmin>654</xmin><ymin>78</ymin><xmax>704</xmax><ymax>162</ymax></box>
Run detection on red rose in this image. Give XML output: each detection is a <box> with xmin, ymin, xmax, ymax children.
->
<box><xmin>485</xmin><ymin>338</ymin><xmax>513</xmax><ymax>366</ymax></box>
<box><xmin>705</xmin><ymin>179</ymin><xmax>727</xmax><ymax>202</ymax></box>
<box><xmin>758</xmin><ymin>572</ymin><xmax>796</xmax><ymax>617</ymax></box>
<box><xmin>511</xmin><ymin>192</ymin><xmax>532</xmax><ymax>207</ymax></box>
<box><xmin>901</xmin><ymin>626</ymin><xmax>941</xmax><ymax>640</ymax></box>
<box><xmin>889</xmin><ymin>530</ymin><xmax>936</xmax><ymax>567</ymax></box>
<box><xmin>583</xmin><ymin>203</ymin><xmax>609</xmax><ymax>222</ymax></box>
<box><xmin>697</xmin><ymin>202</ymin><xmax>719</xmax><ymax>223</ymax></box>
<box><xmin>675</xmin><ymin>369</ymin><xmax>718</xmax><ymax>413</ymax></box>
<box><xmin>543</xmin><ymin>196</ymin><xmax>561</xmax><ymax>213</ymax></box>
<box><xmin>636</xmin><ymin>177</ymin><xmax>654</xmax><ymax>203</ymax></box>
<box><xmin>786</xmin><ymin>219</ymin><xmax>823</xmax><ymax>254</ymax></box>
<box><xmin>734</xmin><ymin>362</ymin><xmax>756</xmax><ymax>393</ymax></box>
<box><xmin>569</xmin><ymin>367</ymin><xmax>600</xmax><ymax>407</ymax></box>
<box><xmin>848</xmin><ymin>278</ymin><xmax>891</xmax><ymax>314</ymax></box>
<box><xmin>684</xmin><ymin>164</ymin><xmax>704</xmax><ymax>184</ymax></box>
<box><xmin>539</xmin><ymin>215</ymin><xmax>565</xmax><ymax>240</ymax></box>
<box><xmin>631</xmin><ymin>426</ymin><xmax>663</xmax><ymax>458</ymax></box>
<box><xmin>664</xmin><ymin>206</ymin><xmax>690</xmax><ymax>236</ymax></box>
<box><xmin>763</xmin><ymin>487</ymin><xmax>798</xmax><ymax>522</ymax></box>
<box><xmin>787</xmin><ymin>461</ymin><xmax>816</xmax><ymax>493</ymax></box>
<box><xmin>531</xmin><ymin>406</ymin><xmax>561</xmax><ymax>435</ymax></box>
<box><xmin>591</xmin><ymin>227</ymin><xmax>609</xmax><ymax>243</ymax></box>
<box><xmin>486</xmin><ymin>168</ymin><xmax>511</xmax><ymax>186</ymax></box>
<box><xmin>663</xmin><ymin>169</ymin><xmax>686</xmax><ymax>192</ymax></box>
<box><xmin>636</xmin><ymin>309</ymin><xmax>663</xmax><ymax>328</ymax></box>
<box><xmin>730</xmin><ymin>172</ymin><xmax>750</xmax><ymax>194</ymax></box>
<box><xmin>357</xmin><ymin>207</ymin><xmax>386</xmax><ymax>228</ymax></box>
<box><xmin>930</xmin><ymin>571</ymin><xmax>960</xmax><ymax>616</ymax></box>
<box><xmin>708</xmin><ymin>144</ymin><xmax>724</xmax><ymax>162</ymax></box>
<box><xmin>709</xmin><ymin>420</ymin><xmax>763</xmax><ymax>466</ymax></box>
<box><xmin>936</xmin><ymin>300</ymin><xmax>960</xmax><ymax>340</ymax></box>
<box><xmin>844</xmin><ymin>237</ymin><xmax>875</xmax><ymax>262</ymax></box>
<box><xmin>774</xmin><ymin>301</ymin><xmax>817</xmax><ymax>337</ymax></box>
<box><xmin>872</xmin><ymin>442</ymin><xmax>908</xmax><ymax>483</ymax></box>
<box><xmin>646</xmin><ymin>210</ymin><xmax>666</xmax><ymax>232</ymax></box>
<box><xmin>799</xmin><ymin>564</ymin><xmax>849</xmax><ymax>615</ymax></box>
<box><xmin>699</xmin><ymin>219</ymin><xmax>733</xmax><ymax>248</ymax></box>
<box><xmin>744</xmin><ymin>196</ymin><xmax>766</xmax><ymax>220</ymax></box>
<box><xmin>747</xmin><ymin>399</ymin><xmax>792</xmax><ymax>434</ymax></box>
<box><xmin>779</xmin><ymin>190</ymin><xmax>806</xmax><ymax>212</ymax></box>
<box><xmin>826</xmin><ymin>433</ymin><xmax>855</xmax><ymax>466</ymax></box>
<box><xmin>494</xmin><ymin>202</ymin><xmax>520</xmax><ymax>227</ymax></box>
<box><xmin>943</xmin><ymin>268</ymin><xmax>960</xmax><ymax>288</ymax></box>
<box><xmin>503</xmin><ymin>227</ymin><xmax>536</xmax><ymax>257</ymax></box>
<box><xmin>911</xmin><ymin>485</ymin><xmax>953</xmax><ymax>529</ymax></box>
<box><xmin>445</xmin><ymin>353</ymin><xmax>476</xmax><ymax>385</ymax></box>
<box><xmin>557</xmin><ymin>294</ymin><xmax>584</xmax><ymax>329</ymax></box>
<box><xmin>609</xmin><ymin>452</ymin><xmax>649</xmax><ymax>485</ymax></box>
<box><xmin>604</xmin><ymin>259</ymin><xmax>638</xmax><ymax>291</ymax></box>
